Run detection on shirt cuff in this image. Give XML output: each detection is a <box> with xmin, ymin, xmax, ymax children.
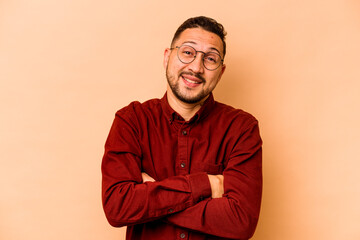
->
<box><xmin>186</xmin><ymin>172</ymin><xmax>211</xmax><ymax>203</ymax></box>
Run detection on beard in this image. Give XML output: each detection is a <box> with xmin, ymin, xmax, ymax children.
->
<box><xmin>166</xmin><ymin>67</ymin><xmax>210</xmax><ymax>104</ymax></box>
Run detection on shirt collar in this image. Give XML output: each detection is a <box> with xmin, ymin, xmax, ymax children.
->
<box><xmin>161</xmin><ymin>92</ymin><xmax>215</xmax><ymax>123</ymax></box>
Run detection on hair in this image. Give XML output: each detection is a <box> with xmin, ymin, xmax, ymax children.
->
<box><xmin>171</xmin><ymin>16</ymin><xmax>227</xmax><ymax>57</ymax></box>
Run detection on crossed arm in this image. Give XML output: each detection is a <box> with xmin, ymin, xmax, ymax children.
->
<box><xmin>103</xmin><ymin>151</ymin><xmax>261</xmax><ymax>239</ymax></box>
<box><xmin>142</xmin><ymin>172</ymin><xmax>225</xmax><ymax>199</ymax></box>
<box><xmin>102</xmin><ymin>116</ymin><xmax>262</xmax><ymax>239</ymax></box>
<box><xmin>101</xmin><ymin>104</ymin><xmax>264</xmax><ymax>240</ymax></box>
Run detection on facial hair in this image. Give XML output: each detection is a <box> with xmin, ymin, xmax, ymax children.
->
<box><xmin>166</xmin><ymin>67</ymin><xmax>209</xmax><ymax>104</ymax></box>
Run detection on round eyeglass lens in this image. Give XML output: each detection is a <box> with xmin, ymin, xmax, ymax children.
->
<box><xmin>203</xmin><ymin>52</ymin><xmax>221</xmax><ymax>70</ymax></box>
<box><xmin>177</xmin><ymin>45</ymin><xmax>222</xmax><ymax>70</ymax></box>
<box><xmin>178</xmin><ymin>45</ymin><xmax>196</xmax><ymax>63</ymax></box>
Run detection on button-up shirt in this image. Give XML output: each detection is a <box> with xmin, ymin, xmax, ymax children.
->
<box><xmin>102</xmin><ymin>93</ymin><xmax>262</xmax><ymax>240</ymax></box>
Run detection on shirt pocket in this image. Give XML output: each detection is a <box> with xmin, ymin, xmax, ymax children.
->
<box><xmin>191</xmin><ymin>162</ymin><xmax>224</xmax><ymax>175</ymax></box>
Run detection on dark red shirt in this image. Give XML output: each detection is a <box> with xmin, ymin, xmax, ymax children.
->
<box><xmin>102</xmin><ymin>93</ymin><xmax>262</xmax><ymax>240</ymax></box>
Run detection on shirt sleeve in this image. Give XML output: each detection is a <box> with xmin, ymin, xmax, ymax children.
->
<box><xmin>164</xmin><ymin>120</ymin><xmax>263</xmax><ymax>240</ymax></box>
<box><xmin>101</xmin><ymin>108</ymin><xmax>212</xmax><ymax>227</ymax></box>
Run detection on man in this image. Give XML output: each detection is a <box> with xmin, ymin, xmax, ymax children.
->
<box><xmin>102</xmin><ymin>16</ymin><xmax>262</xmax><ymax>240</ymax></box>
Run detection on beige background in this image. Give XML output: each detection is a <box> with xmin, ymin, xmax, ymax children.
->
<box><xmin>1</xmin><ymin>0</ymin><xmax>360</xmax><ymax>239</ymax></box>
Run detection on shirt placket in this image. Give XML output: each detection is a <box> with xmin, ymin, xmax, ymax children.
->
<box><xmin>176</xmin><ymin>123</ymin><xmax>190</xmax><ymax>175</ymax></box>
<box><xmin>175</xmin><ymin>120</ymin><xmax>190</xmax><ymax>239</ymax></box>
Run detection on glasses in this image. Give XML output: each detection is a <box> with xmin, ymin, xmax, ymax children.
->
<box><xmin>170</xmin><ymin>45</ymin><xmax>224</xmax><ymax>71</ymax></box>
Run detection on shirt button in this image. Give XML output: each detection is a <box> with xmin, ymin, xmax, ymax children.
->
<box><xmin>180</xmin><ymin>233</ymin><xmax>186</xmax><ymax>239</ymax></box>
<box><xmin>182</xmin><ymin>130</ymin><xmax>187</xmax><ymax>135</ymax></box>
<box><xmin>180</xmin><ymin>162</ymin><xmax>186</xmax><ymax>168</ymax></box>
<box><xmin>168</xmin><ymin>208</ymin><xmax>174</xmax><ymax>213</ymax></box>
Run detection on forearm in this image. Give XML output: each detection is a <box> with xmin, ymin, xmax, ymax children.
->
<box><xmin>165</xmin><ymin>190</ymin><xmax>261</xmax><ymax>239</ymax></box>
<box><xmin>102</xmin><ymin>157</ymin><xmax>211</xmax><ymax>227</ymax></box>
<box><xmin>165</xmin><ymin>148</ymin><xmax>262</xmax><ymax>239</ymax></box>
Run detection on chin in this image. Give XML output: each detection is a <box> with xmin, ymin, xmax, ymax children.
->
<box><xmin>178</xmin><ymin>92</ymin><xmax>207</xmax><ymax>104</ymax></box>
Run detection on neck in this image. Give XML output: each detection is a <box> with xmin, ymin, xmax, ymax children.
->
<box><xmin>166</xmin><ymin>91</ymin><xmax>208</xmax><ymax>121</ymax></box>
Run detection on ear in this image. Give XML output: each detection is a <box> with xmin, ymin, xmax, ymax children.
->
<box><xmin>218</xmin><ymin>63</ymin><xmax>226</xmax><ymax>80</ymax></box>
<box><xmin>163</xmin><ymin>48</ymin><xmax>171</xmax><ymax>69</ymax></box>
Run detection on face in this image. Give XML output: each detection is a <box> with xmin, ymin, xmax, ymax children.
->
<box><xmin>164</xmin><ymin>28</ymin><xmax>226</xmax><ymax>104</ymax></box>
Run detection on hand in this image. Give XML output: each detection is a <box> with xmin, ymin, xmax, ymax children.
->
<box><xmin>142</xmin><ymin>172</ymin><xmax>155</xmax><ymax>183</ymax></box>
<box><xmin>207</xmin><ymin>174</ymin><xmax>224</xmax><ymax>198</ymax></box>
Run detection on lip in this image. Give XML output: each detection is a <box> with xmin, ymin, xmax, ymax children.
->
<box><xmin>181</xmin><ymin>74</ymin><xmax>204</xmax><ymax>88</ymax></box>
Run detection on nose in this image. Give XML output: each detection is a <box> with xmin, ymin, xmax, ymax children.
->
<box><xmin>188</xmin><ymin>53</ymin><xmax>204</xmax><ymax>74</ymax></box>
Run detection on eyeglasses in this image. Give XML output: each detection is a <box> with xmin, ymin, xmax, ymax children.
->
<box><xmin>170</xmin><ymin>45</ymin><xmax>224</xmax><ymax>71</ymax></box>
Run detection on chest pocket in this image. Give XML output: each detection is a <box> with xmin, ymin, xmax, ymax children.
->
<box><xmin>191</xmin><ymin>162</ymin><xmax>224</xmax><ymax>175</ymax></box>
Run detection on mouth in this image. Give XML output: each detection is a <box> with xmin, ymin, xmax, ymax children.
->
<box><xmin>181</xmin><ymin>73</ymin><xmax>205</xmax><ymax>87</ymax></box>
<box><xmin>183</xmin><ymin>77</ymin><xmax>201</xmax><ymax>84</ymax></box>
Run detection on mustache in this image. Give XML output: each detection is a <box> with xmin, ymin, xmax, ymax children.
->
<box><xmin>180</xmin><ymin>71</ymin><xmax>206</xmax><ymax>83</ymax></box>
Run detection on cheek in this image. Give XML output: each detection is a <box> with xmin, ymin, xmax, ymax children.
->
<box><xmin>170</xmin><ymin>61</ymin><xmax>186</xmax><ymax>75</ymax></box>
<box><xmin>207</xmin><ymin>73</ymin><xmax>222</xmax><ymax>86</ymax></box>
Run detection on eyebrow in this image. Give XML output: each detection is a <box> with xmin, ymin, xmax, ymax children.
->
<box><xmin>181</xmin><ymin>41</ymin><xmax>222</xmax><ymax>56</ymax></box>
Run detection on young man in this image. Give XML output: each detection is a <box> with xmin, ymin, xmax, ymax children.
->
<box><xmin>102</xmin><ymin>16</ymin><xmax>262</xmax><ymax>240</ymax></box>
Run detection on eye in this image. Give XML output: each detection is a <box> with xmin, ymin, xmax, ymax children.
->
<box><xmin>204</xmin><ymin>53</ymin><xmax>219</xmax><ymax>63</ymax></box>
<box><xmin>182</xmin><ymin>49</ymin><xmax>195</xmax><ymax>57</ymax></box>
<box><xmin>183</xmin><ymin>50</ymin><xmax>193</xmax><ymax>56</ymax></box>
<box><xmin>179</xmin><ymin>45</ymin><xmax>196</xmax><ymax>58</ymax></box>
<box><xmin>205</xmin><ymin>56</ymin><xmax>216</xmax><ymax>63</ymax></box>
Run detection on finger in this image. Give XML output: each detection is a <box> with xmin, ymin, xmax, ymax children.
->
<box><xmin>142</xmin><ymin>172</ymin><xmax>155</xmax><ymax>182</ymax></box>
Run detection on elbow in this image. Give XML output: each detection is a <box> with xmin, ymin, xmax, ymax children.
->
<box><xmin>238</xmin><ymin>216</ymin><xmax>259</xmax><ymax>239</ymax></box>
<box><xmin>102</xmin><ymin>201</ymin><xmax>128</xmax><ymax>228</ymax></box>
<box><xmin>235</xmin><ymin>208</ymin><xmax>260</xmax><ymax>239</ymax></box>
<box><xmin>226</xmin><ymin>198</ymin><xmax>260</xmax><ymax>239</ymax></box>
<box><xmin>103</xmin><ymin>201</ymin><xmax>151</xmax><ymax>228</ymax></box>
<box><xmin>102</xmin><ymin>186</ymin><xmax>132</xmax><ymax>228</ymax></box>
<box><xmin>106</xmin><ymin>216</ymin><xmax>127</xmax><ymax>228</ymax></box>
<box><xmin>227</xmin><ymin>211</ymin><xmax>258</xmax><ymax>239</ymax></box>
<box><xmin>102</xmin><ymin>184</ymin><xmax>148</xmax><ymax>227</ymax></box>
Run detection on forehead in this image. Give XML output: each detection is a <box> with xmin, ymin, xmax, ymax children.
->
<box><xmin>174</xmin><ymin>28</ymin><xmax>223</xmax><ymax>54</ymax></box>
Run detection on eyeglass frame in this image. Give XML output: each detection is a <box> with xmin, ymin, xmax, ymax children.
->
<box><xmin>169</xmin><ymin>44</ymin><xmax>224</xmax><ymax>71</ymax></box>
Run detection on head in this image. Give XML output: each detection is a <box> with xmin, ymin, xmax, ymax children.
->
<box><xmin>164</xmin><ymin>16</ymin><xmax>227</xmax><ymax>104</ymax></box>
<box><xmin>171</xmin><ymin>16</ymin><xmax>227</xmax><ymax>57</ymax></box>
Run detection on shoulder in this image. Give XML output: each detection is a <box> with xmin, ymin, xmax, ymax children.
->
<box><xmin>115</xmin><ymin>98</ymin><xmax>162</xmax><ymax>120</ymax></box>
<box><xmin>212</xmin><ymin>101</ymin><xmax>259</xmax><ymax>130</ymax></box>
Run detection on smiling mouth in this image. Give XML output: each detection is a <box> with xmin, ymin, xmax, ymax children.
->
<box><xmin>180</xmin><ymin>72</ymin><xmax>205</xmax><ymax>86</ymax></box>
<box><xmin>183</xmin><ymin>77</ymin><xmax>201</xmax><ymax>84</ymax></box>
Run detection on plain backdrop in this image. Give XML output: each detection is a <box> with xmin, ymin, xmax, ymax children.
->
<box><xmin>1</xmin><ymin>0</ymin><xmax>360</xmax><ymax>239</ymax></box>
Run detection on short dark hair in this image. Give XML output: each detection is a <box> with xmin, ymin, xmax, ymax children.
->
<box><xmin>171</xmin><ymin>16</ymin><xmax>227</xmax><ymax>57</ymax></box>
